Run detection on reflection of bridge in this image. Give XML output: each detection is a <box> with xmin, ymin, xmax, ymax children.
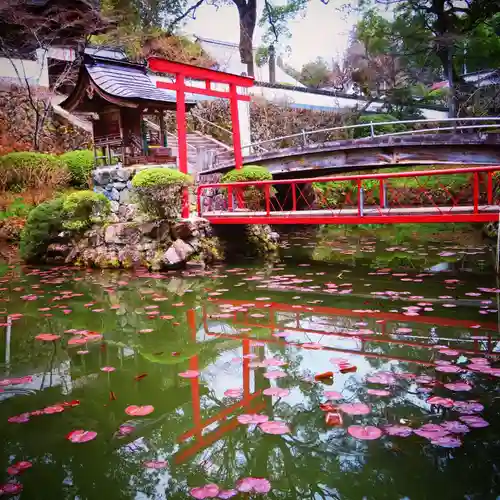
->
<box><xmin>198</xmin><ymin>165</ymin><xmax>500</xmax><ymax>225</ymax></box>
<box><xmin>174</xmin><ymin>303</ymin><xmax>500</xmax><ymax>464</ymax></box>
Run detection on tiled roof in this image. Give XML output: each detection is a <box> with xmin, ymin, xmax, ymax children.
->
<box><xmin>85</xmin><ymin>59</ymin><xmax>185</xmax><ymax>104</ymax></box>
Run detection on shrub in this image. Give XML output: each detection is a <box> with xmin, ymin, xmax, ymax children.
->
<box><xmin>353</xmin><ymin>114</ymin><xmax>406</xmax><ymax>139</ymax></box>
<box><xmin>132</xmin><ymin>167</ymin><xmax>192</xmax><ymax>219</ymax></box>
<box><xmin>62</xmin><ymin>190</ymin><xmax>111</xmax><ymax>231</ymax></box>
<box><xmin>222</xmin><ymin>165</ymin><xmax>273</xmax><ymax>210</ymax></box>
<box><xmin>20</xmin><ymin>197</ymin><xmax>65</xmax><ymax>261</ymax></box>
<box><xmin>60</xmin><ymin>150</ymin><xmax>94</xmax><ymax>187</ymax></box>
<box><xmin>0</xmin><ymin>152</ymin><xmax>70</xmax><ymax>192</ymax></box>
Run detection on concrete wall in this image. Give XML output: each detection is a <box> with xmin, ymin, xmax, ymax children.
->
<box><xmin>0</xmin><ymin>49</ymin><xmax>49</xmax><ymax>87</ymax></box>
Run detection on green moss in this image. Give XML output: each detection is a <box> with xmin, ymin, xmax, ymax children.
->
<box><xmin>62</xmin><ymin>190</ymin><xmax>111</xmax><ymax>231</ymax></box>
<box><xmin>60</xmin><ymin>150</ymin><xmax>94</xmax><ymax>188</ymax></box>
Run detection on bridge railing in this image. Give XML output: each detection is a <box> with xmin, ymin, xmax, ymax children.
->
<box><xmin>240</xmin><ymin>117</ymin><xmax>500</xmax><ymax>155</ymax></box>
<box><xmin>197</xmin><ymin>165</ymin><xmax>500</xmax><ymax>224</ymax></box>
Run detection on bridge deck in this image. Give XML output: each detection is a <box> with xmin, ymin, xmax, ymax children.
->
<box><xmin>203</xmin><ymin>205</ymin><xmax>500</xmax><ymax>224</ymax></box>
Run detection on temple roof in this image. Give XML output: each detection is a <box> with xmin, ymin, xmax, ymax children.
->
<box><xmin>61</xmin><ymin>55</ymin><xmax>198</xmax><ymax>112</ymax></box>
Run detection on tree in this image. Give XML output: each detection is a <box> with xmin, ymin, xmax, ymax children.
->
<box><xmin>167</xmin><ymin>0</ymin><xmax>314</xmax><ymax>77</ymax></box>
<box><xmin>298</xmin><ymin>58</ymin><xmax>332</xmax><ymax>88</ymax></box>
<box><xmin>354</xmin><ymin>0</ymin><xmax>500</xmax><ymax>116</ymax></box>
<box><xmin>0</xmin><ymin>0</ymin><xmax>107</xmax><ymax>150</ymax></box>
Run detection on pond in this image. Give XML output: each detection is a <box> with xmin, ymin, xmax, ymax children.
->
<box><xmin>1</xmin><ymin>228</ymin><xmax>500</xmax><ymax>499</ymax></box>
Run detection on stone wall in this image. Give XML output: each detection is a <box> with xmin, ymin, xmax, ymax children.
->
<box><xmin>0</xmin><ymin>86</ymin><xmax>91</xmax><ymax>154</ymax></box>
<box><xmin>48</xmin><ymin>217</ymin><xmax>222</xmax><ymax>270</ymax></box>
<box><xmin>92</xmin><ymin>164</ymin><xmax>176</xmax><ymax>222</ymax></box>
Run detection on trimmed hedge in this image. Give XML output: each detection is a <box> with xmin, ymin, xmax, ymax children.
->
<box><xmin>221</xmin><ymin>165</ymin><xmax>272</xmax><ymax>183</ymax></box>
<box><xmin>62</xmin><ymin>190</ymin><xmax>110</xmax><ymax>231</ymax></box>
<box><xmin>20</xmin><ymin>190</ymin><xmax>111</xmax><ymax>261</ymax></box>
<box><xmin>132</xmin><ymin>167</ymin><xmax>192</xmax><ymax>188</ymax></box>
<box><xmin>222</xmin><ymin>165</ymin><xmax>274</xmax><ymax>210</ymax></box>
<box><xmin>0</xmin><ymin>152</ymin><xmax>69</xmax><ymax>191</ymax></box>
<box><xmin>20</xmin><ymin>197</ymin><xmax>65</xmax><ymax>261</ymax></box>
<box><xmin>60</xmin><ymin>150</ymin><xmax>94</xmax><ymax>187</ymax></box>
<box><xmin>132</xmin><ymin>168</ymin><xmax>192</xmax><ymax>220</ymax></box>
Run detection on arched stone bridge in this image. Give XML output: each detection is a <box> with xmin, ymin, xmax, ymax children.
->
<box><xmin>201</xmin><ymin>133</ymin><xmax>500</xmax><ymax>181</ymax></box>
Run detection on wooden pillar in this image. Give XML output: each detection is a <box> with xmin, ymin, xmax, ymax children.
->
<box><xmin>159</xmin><ymin>110</ymin><xmax>167</xmax><ymax>147</ymax></box>
<box><xmin>229</xmin><ymin>83</ymin><xmax>243</xmax><ymax>170</ymax></box>
<box><xmin>176</xmin><ymin>73</ymin><xmax>189</xmax><ymax>218</ymax></box>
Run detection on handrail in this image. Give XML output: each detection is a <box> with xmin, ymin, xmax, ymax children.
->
<box><xmin>191</xmin><ymin>112</ymin><xmax>269</xmax><ymax>154</ymax></box>
<box><xmin>166</xmin><ymin>131</ymin><xmax>197</xmax><ymax>151</ymax></box>
<box><xmin>240</xmin><ymin>116</ymin><xmax>500</xmax><ymax>153</ymax></box>
<box><xmin>197</xmin><ymin>164</ymin><xmax>500</xmax><ymax>190</ymax></box>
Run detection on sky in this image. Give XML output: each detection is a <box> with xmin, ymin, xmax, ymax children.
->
<box><xmin>182</xmin><ymin>0</ymin><xmax>360</xmax><ymax>70</ymax></box>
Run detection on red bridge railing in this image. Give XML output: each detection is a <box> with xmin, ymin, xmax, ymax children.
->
<box><xmin>197</xmin><ymin>165</ymin><xmax>500</xmax><ymax>224</ymax></box>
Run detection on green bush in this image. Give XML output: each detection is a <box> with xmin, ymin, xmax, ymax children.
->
<box><xmin>62</xmin><ymin>190</ymin><xmax>111</xmax><ymax>231</ymax></box>
<box><xmin>132</xmin><ymin>168</ymin><xmax>192</xmax><ymax>220</ymax></box>
<box><xmin>353</xmin><ymin>114</ymin><xmax>406</xmax><ymax>139</ymax></box>
<box><xmin>60</xmin><ymin>150</ymin><xmax>94</xmax><ymax>187</ymax></box>
<box><xmin>0</xmin><ymin>152</ymin><xmax>70</xmax><ymax>192</ymax></box>
<box><xmin>20</xmin><ymin>191</ymin><xmax>112</xmax><ymax>261</ymax></box>
<box><xmin>20</xmin><ymin>197</ymin><xmax>65</xmax><ymax>261</ymax></box>
<box><xmin>221</xmin><ymin>165</ymin><xmax>272</xmax><ymax>183</ymax></box>
<box><xmin>222</xmin><ymin>165</ymin><xmax>273</xmax><ymax>210</ymax></box>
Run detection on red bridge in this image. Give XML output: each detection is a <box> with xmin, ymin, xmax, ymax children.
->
<box><xmin>197</xmin><ymin>165</ymin><xmax>500</xmax><ymax>224</ymax></box>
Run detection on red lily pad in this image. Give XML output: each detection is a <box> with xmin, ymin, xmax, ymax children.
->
<box><xmin>178</xmin><ymin>370</ymin><xmax>200</xmax><ymax>379</ymax></box>
<box><xmin>0</xmin><ymin>483</ymin><xmax>23</xmax><ymax>495</ymax></box>
<box><xmin>338</xmin><ymin>403</ymin><xmax>370</xmax><ymax>415</ymax></box>
<box><xmin>259</xmin><ymin>420</ymin><xmax>290</xmax><ymax>435</ymax></box>
<box><xmin>236</xmin><ymin>477</ymin><xmax>271</xmax><ymax>494</ymax></box>
<box><xmin>8</xmin><ymin>413</ymin><xmax>30</xmax><ymax>424</ymax></box>
<box><xmin>263</xmin><ymin>370</ymin><xmax>287</xmax><ymax>379</ymax></box>
<box><xmin>444</xmin><ymin>382</ymin><xmax>473</xmax><ymax>392</ymax></box>
<box><xmin>35</xmin><ymin>333</ymin><xmax>60</xmax><ymax>342</ymax></box>
<box><xmin>384</xmin><ymin>425</ymin><xmax>413</xmax><ymax>437</ymax></box>
<box><xmin>459</xmin><ymin>415</ymin><xmax>489</xmax><ymax>428</ymax></box>
<box><xmin>100</xmin><ymin>366</ymin><xmax>116</xmax><ymax>372</ymax></box>
<box><xmin>431</xmin><ymin>435</ymin><xmax>462</xmax><ymax>448</ymax></box>
<box><xmin>224</xmin><ymin>388</ymin><xmax>243</xmax><ymax>398</ymax></box>
<box><xmin>426</xmin><ymin>396</ymin><xmax>454</xmax><ymax>408</ymax></box>
<box><xmin>367</xmin><ymin>389</ymin><xmax>390</xmax><ymax>396</ymax></box>
<box><xmin>143</xmin><ymin>460</ymin><xmax>168</xmax><ymax>469</ymax></box>
<box><xmin>237</xmin><ymin>414</ymin><xmax>269</xmax><ymax>425</ymax></box>
<box><xmin>190</xmin><ymin>483</ymin><xmax>220</xmax><ymax>499</ymax></box>
<box><xmin>125</xmin><ymin>405</ymin><xmax>154</xmax><ymax>416</ymax></box>
<box><xmin>324</xmin><ymin>390</ymin><xmax>342</xmax><ymax>400</ymax></box>
<box><xmin>43</xmin><ymin>405</ymin><xmax>65</xmax><ymax>414</ymax></box>
<box><xmin>348</xmin><ymin>425</ymin><xmax>382</xmax><ymax>440</ymax></box>
<box><xmin>262</xmin><ymin>387</ymin><xmax>290</xmax><ymax>397</ymax></box>
<box><xmin>66</xmin><ymin>430</ymin><xmax>97</xmax><ymax>443</ymax></box>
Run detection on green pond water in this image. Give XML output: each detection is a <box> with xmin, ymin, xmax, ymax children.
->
<box><xmin>1</xmin><ymin>228</ymin><xmax>500</xmax><ymax>499</ymax></box>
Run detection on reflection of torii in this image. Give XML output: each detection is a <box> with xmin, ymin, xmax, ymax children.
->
<box><xmin>174</xmin><ymin>310</ymin><xmax>266</xmax><ymax>465</ymax></box>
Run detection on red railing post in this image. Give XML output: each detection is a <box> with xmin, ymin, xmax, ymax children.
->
<box><xmin>292</xmin><ymin>183</ymin><xmax>297</xmax><ymax>212</ymax></box>
<box><xmin>196</xmin><ymin>186</ymin><xmax>202</xmax><ymax>216</ymax></box>
<box><xmin>473</xmin><ymin>172</ymin><xmax>479</xmax><ymax>213</ymax></box>
<box><xmin>357</xmin><ymin>179</ymin><xmax>362</xmax><ymax>216</ymax></box>
<box><xmin>379</xmin><ymin>179</ymin><xmax>385</xmax><ymax>208</ymax></box>
<box><xmin>228</xmin><ymin>186</ymin><xmax>233</xmax><ymax>211</ymax></box>
<box><xmin>265</xmin><ymin>184</ymin><xmax>271</xmax><ymax>215</ymax></box>
<box><xmin>487</xmin><ymin>172</ymin><xmax>493</xmax><ymax>205</ymax></box>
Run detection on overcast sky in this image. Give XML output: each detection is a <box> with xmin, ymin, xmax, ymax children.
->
<box><xmin>182</xmin><ymin>0</ymin><xmax>359</xmax><ymax>70</ymax></box>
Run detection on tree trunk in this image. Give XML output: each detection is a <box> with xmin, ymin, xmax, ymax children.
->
<box><xmin>235</xmin><ymin>0</ymin><xmax>257</xmax><ymax>77</ymax></box>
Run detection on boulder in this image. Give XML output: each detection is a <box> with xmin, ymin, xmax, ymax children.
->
<box><xmin>113</xmin><ymin>182</ymin><xmax>127</xmax><ymax>190</ymax></box>
<box><xmin>104</xmin><ymin>223</ymin><xmax>143</xmax><ymax>244</ymax></box>
<box><xmin>110</xmin><ymin>200</ymin><xmax>120</xmax><ymax>213</ymax></box>
<box><xmin>163</xmin><ymin>239</ymin><xmax>195</xmax><ymax>265</ymax></box>
<box><xmin>110</xmin><ymin>188</ymin><xmax>120</xmax><ymax>201</ymax></box>
<box><xmin>93</xmin><ymin>168</ymin><xmax>113</xmax><ymax>185</ymax></box>
<box><xmin>119</xmin><ymin>189</ymin><xmax>131</xmax><ymax>204</ymax></box>
<box><xmin>112</xmin><ymin>168</ymin><xmax>131</xmax><ymax>182</ymax></box>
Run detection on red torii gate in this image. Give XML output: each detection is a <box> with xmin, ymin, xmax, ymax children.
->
<box><xmin>148</xmin><ymin>57</ymin><xmax>254</xmax><ymax>217</ymax></box>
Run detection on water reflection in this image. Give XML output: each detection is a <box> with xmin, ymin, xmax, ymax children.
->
<box><xmin>0</xmin><ymin>263</ymin><xmax>500</xmax><ymax>499</ymax></box>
